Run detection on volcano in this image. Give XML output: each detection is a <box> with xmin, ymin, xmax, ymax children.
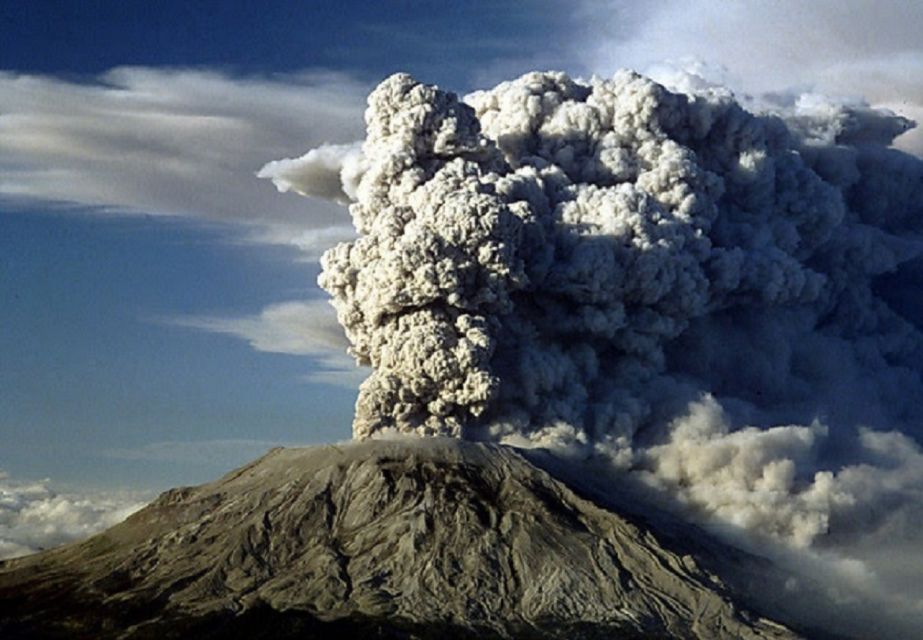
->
<box><xmin>0</xmin><ymin>439</ymin><xmax>809</xmax><ymax>639</ymax></box>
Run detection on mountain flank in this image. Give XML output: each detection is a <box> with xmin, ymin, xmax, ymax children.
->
<box><xmin>0</xmin><ymin>438</ymin><xmax>801</xmax><ymax>639</ymax></box>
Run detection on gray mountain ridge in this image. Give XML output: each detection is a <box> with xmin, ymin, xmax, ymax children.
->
<box><xmin>0</xmin><ymin>438</ymin><xmax>818</xmax><ymax>639</ymax></box>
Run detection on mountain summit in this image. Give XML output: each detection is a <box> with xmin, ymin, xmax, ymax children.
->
<box><xmin>0</xmin><ymin>439</ymin><xmax>800</xmax><ymax>639</ymax></box>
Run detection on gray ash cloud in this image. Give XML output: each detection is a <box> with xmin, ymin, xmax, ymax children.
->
<box><xmin>261</xmin><ymin>70</ymin><xmax>923</xmax><ymax>632</ymax></box>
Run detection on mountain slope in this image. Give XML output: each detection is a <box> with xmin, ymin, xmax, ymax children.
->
<box><xmin>0</xmin><ymin>438</ymin><xmax>799</xmax><ymax>639</ymax></box>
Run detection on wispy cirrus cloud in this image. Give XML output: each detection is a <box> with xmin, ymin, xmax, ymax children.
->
<box><xmin>0</xmin><ymin>66</ymin><xmax>366</xmax><ymax>251</ymax></box>
<box><xmin>162</xmin><ymin>299</ymin><xmax>367</xmax><ymax>388</ymax></box>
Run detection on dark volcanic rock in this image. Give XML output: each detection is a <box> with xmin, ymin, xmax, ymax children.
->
<box><xmin>0</xmin><ymin>439</ymin><xmax>800</xmax><ymax>639</ymax></box>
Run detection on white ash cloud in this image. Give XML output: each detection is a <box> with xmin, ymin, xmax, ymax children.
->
<box><xmin>0</xmin><ymin>471</ymin><xmax>147</xmax><ymax>560</ymax></box>
<box><xmin>637</xmin><ymin>396</ymin><xmax>923</xmax><ymax>553</ymax></box>
<box><xmin>264</xmin><ymin>70</ymin><xmax>923</xmax><ymax>634</ymax></box>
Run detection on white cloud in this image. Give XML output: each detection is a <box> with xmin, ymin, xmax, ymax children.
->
<box><xmin>0</xmin><ymin>66</ymin><xmax>367</xmax><ymax>252</ymax></box>
<box><xmin>0</xmin><ymin>470</ymin><xmax>148</xmax><ymax>560</ymax></box>
<box><xmin>164</xmin><ymin>299</ymin><xmax>367</xmax><ymax>388</ymax></box>
<box><xmin>258</xmin><ymin>141</ymin><xmax>366</xmax><ymax>205</ymax></box>
<box><xmin>579</xmin><ymin>0</ymin><xmax>923</xmax><ymax>155</ymax></box>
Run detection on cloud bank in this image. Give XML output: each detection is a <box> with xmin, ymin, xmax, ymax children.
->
<box><xmin>0</xmin><ymin>470</ymin><xmax>147</xmax><ymax>560</ymax></box>
<box><xmin>268</xmin><ymin>70</ymin><xmax>923</xmax><ymax>636</ymax></box>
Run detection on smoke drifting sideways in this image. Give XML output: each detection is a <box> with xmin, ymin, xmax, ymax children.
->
<box><xmin>262</xmin><ymin>71</ymin><xmax>923</xmax><ymax>633</ymax></box>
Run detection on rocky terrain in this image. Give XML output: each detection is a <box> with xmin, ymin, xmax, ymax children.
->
<box><xmin>0</xmin><ymin>438</ymin><xmax>806</xmax><ymax>639</ymax></box>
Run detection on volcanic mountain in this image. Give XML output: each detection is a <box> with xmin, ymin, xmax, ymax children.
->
<box><xmin>0</xmin><ymin>438</ymin><xmax>813</xmax><ymax>639</ymax></box>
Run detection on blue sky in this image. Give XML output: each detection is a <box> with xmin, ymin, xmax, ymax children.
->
<box><xmin>0</xmin><ymin>1</ymin><xmax>576</xmax><ymax>88</ymax></box>
<box><xmin>0</xmin><ymin>1</ymin><xmax>583</xmax><ymax>492</ymax></box>
<box><xmin>2</xmin><ymin>0</ymin><xmax>922</xmax><ymax>498</ymax></box>
<box><xmin>0</xmin><ymin>212</ymin><xmax>355</xmax><ymax>487</ymax></box>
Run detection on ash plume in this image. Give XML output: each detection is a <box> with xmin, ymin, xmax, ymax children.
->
<box><xmin>262</xmin><ymin>70</ymin><xmax>923</xmax><ymax>626</ymax></box>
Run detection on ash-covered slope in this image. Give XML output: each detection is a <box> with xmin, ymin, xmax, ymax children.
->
<box><xmin>0</xmin><ymin>439</ymin><xmax>799</xmax><ymax>639</ymax></box>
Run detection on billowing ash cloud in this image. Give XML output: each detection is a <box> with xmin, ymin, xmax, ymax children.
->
<box><xmin>263</xmin><ymin>71</ymin><xmax>923</xmax><ymax>597</ymax></box>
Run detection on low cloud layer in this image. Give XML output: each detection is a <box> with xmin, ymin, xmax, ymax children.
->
<box><xmin>0</xmin><ymin>470</ymin><xmax>147</xmax><ymax>560</ymax></box>
<box><xmin>269</xmin><ymin>70</ymin><xmax>923</xmax><ymax>636</ymax></box>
